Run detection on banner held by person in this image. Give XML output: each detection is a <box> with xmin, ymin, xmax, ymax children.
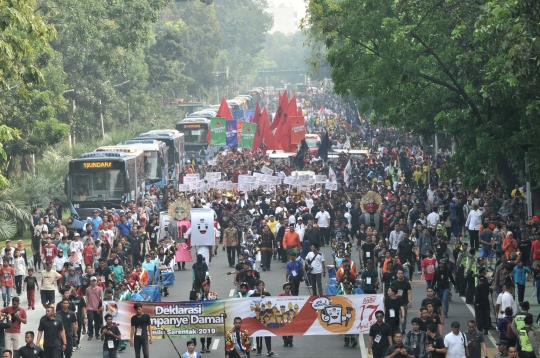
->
<box><xmin>210</xmin><ymin>117</ymin><xmax>226</xmax><ymax>146</ymax></box>
<box><xmin>225</xmin><ymin>294</ymin><xmax>383</xmax><ymax>337</ymax></box>
<box><xmin>103</xmin><ymin>300</ymin><xmax>226</xmax><ymax>339</ymax></box>
<box><xmin>240</xmin><ymin>122</ymin><xmax>257</xmax><ymax>148</ymax></box>
<box><xmin>225</xmin><ymin>119</ymin><xmax>238</xmax><ymax>148</ymax></box>
<box><xmin>290</xmin><ymin>116</ymin><xmax>306</xmax><ymax>144</ymax></box>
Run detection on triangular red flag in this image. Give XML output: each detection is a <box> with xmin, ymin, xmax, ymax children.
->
<box><xmin>216</xmin><ymin>97</ymin><xmax>233</xmax><ymax>120</ymax></box>
<box><xmin>268</xmin><ymin>91</ymin><xmax>289</xmax><ymax>131</ymax></box>
<box><xmin>252</xmin><ymin>102</ymin><xmax>263</xmax><ymax>150</ymax></box>
<box><xmin>278</xmin><ymin>95</ymin><xmax>297</xmax><ymax>152</ymax></box>
<box><xmin>261</xmin><ymin>108</ymin><xmax>281</xmax><ymax>151</ymax></box>
<box><xmin>297</xmin><ymin>107</ymin><xmax>303</xmax><ymax>116</ymax></box>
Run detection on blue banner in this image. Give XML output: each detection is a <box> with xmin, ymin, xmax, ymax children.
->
<box><xmin>232</xmin><ymin>110</ymin><xmax>244</xmax><ymax>122</ymax></box>
<box><xmin>225</xmin><ymin>119</ymin><xmax>238</xmax><ymax>148</ymax></box>
<box><xmin>244</xmin><ymin>109</ymin><xmax>255</xmax><ymax>123</ymax></box>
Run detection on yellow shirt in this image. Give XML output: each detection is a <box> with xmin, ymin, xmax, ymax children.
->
<box><xmin>267</xmin><ymin>220</ymin><xmax>277</xmax><ymax>233</ymax></box>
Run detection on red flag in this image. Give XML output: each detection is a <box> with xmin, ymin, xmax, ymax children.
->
<box><xmin>278</xmin><ymin>95</ymin><xmax>297</xmax><ymax>152</ymax></box>
<box><xmin>216</xmin><ymin>97</ymin><xmax>233</xmax><ymax>120</ymax></box>
<box><xmin>297</xmin><ymin>107</ymin><xmax>303</xmax><ymax>116</ymax></box>
<box><xmin>261</xmin><ymin>108</ymin><xmax>281</xmax><ymax>151</ymax></box>
<box><xmin>252</xmin><ymin>102</ymin><xmax>264</xmax><ymax>150</ymax></box>
<box><xmin>268</xmin><ymin>91</ymin><xmax>289</xmax><ymax>131</ymax></box>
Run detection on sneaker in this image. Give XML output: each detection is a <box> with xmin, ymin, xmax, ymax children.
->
<box><xmin>78</xmin><ymin>345</ymin><xmax>82</xmax><ymax>350</ymax></box>
<box><xmin>344</xmin><ymin>343</ymin><xmax>349</xmax><ymax>347</ymax></box>
<box><xmin>444</xmin><ymin>314</ymin><xmax>448</xmax><ymax>318</ymax></box>
<box><xmin>87</xmin><ymin>336</ymin><xmax>92</xmax><ymax>341</ymax></box>
<box><xmin>72</xmin><ymin>347</ymin><xmax>77</xmax><ymax>352</ymax></box>
<box><xmin>205</xmin><ymin>349</ymin><xmax>210</xmax><ymax>353</ymax></box>
<box><xmin>283</xmin><ymin>343</ymin><xmax>288</xmax><ymax>347</ymax></box>
<box><xmin>256</xmin><ymin>351</ymin><xmax>261</xmax><ymax>356</ymax></box>
<box><xmin>289</xmin><ymin>343</ymin><xmax>293</xmax><ymax>347</ymax></box>
<box><xmin>82</xmin><ymin>329</ymin><xmax>87</xmax><ymax>334</ymax></box>
<box><xmin>32</xmin><ymin>307</ymin><xmax>35</xmax><ymax>310</ymax></box>
<box><xmin>267</xmin><ymin>352</ymin><xmax>274</xmax><ymax>356</ymax></box>
<box><xmin>352</xmin><ymin>341</ymin><xmax>358</xmax><ymax>348</ymax></box>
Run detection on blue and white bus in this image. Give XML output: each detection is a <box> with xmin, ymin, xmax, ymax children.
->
<box><xmin>119</xmin><ymin>140</ymin><xmax>168</xmax><ymax>188</ymax></box>
<box><xmin>136</xmin><ymin>130</ymin><xmax>185</xmax><ymax>184</ymax></box>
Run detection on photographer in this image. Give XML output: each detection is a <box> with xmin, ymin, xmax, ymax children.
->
<box><xmin>474</xmin><ymin>268</ymin><xmax>491</xmax><ymax>335</ymax></box>
<box><xmin>0</xmin><ymin>312</ymin><xmax>11</xmax><ymax>353</ymax></box>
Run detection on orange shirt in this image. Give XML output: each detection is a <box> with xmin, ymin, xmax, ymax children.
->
<box><xmin>283</xmin><ymin>232</ymin><xmax>301</xmax><ymax>251</ymax></box>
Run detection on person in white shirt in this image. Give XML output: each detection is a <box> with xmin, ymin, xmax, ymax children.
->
<box><xmin>389</xmin><ymin>224</ymin><xmax>404</xmax><ymax>251</ymax></box>
<box><xmin>465</xmin><ymin>204</ymin><xmax>482</xmax><ymax>250</ymax></box>
<box><xmin>444</xmin><ymin>321</ymin><xmax>468</xmax><ymax>358</ymax></box>
<box><xmin>343</xmin><ymin>208</ymin><xmax>352</xmax><ymax>230</ymax></box>
<box><xmin>497</xmin><ymin>283</ymin><xmax>518</xmax><ymax>320</ymax></box>
<box><xmin>305</xmin><ymin>194</ymin><xmax>314</xmax><ymax>210</ymax></box>
<box><xmin>315</xmin><ymin>207</ymin><xmax>331</xmax><ymax>246</ymax></box>
<box><xmin>69</xmin><ymin>233</ymin><xmax>84</xmax><ymax>257</ymax></box>
<box><xmin>288</xmin><ymin>212</ymin><xmax>296</xmax><ymax>225</ymax></box>
<box><xmin>426</xmin><ymin>208</ymin><xmax>440</xmax><ymax>236</ymax></box>
<box><xmin>305</xmin><ymin>243</ymin><xmax>326</xmax><ymax>296</ymax></box>
<box><xmin>295</xmin><ymin>219</ymin><xmax>306</xmax><ymax>243</ymax></box>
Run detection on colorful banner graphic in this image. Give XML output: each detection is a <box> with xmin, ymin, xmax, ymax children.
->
<box><xmin>102</xmin><ymin>294</ymin><xmax>383</xmax><ymax>339</ymax></box>
<box><xmin>225</xmin><ymin>119</ymin><xmax>238</xmax><ymax>148</ymax></box>
<box><xmin>210</xmin><ymin>117</ymin><xmax>226</xmax><ymax>146</ymax></box>
<box><xmin>240</xmin><ymin>123</ymin><xmax>256</xmax><ymax>148</ymax></box>
<box><xmin>103</xmin><ymin>300</ymin><xmax>226</xmax><ymax>339</ymax></box>
<box><xmin>225</xmin><ymin>294</ymin><xmax>384</xmax><ymax>337</ymax></box>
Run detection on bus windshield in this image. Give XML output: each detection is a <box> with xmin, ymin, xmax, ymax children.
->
<box><xmin>144</xmin><ymin>151</ymin><xmax>162</xmax><ymax>181</ymax></box>
<box><xmin>305</xmin><ymin>138</ymin><xmax>320</xmax><ymax>148</ymax></box>
<box><xmin>182</xmin><ymin>128</ymin><xmax>208</xmax><ymax>144</ymax></box>
<box><xmin>71</xmin><ymin>170</ymin><xmax>125</xmax><ymax>202</ymax></box>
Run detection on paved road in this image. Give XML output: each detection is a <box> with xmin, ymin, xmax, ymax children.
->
<box><xmin>20</xmin><ymin>241</ymin><xmax>521</xmax><ymax>358</ymax></box>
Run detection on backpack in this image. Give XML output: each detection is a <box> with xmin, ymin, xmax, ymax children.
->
<box><xmin>505</xmin><ymin>318</ymin><xmax>516</xmax><ymax>340</ymax></box>
<box><xmin>194</xmin><ymin>263</ymin><xmax>206</xmax><ymax>286</ymax></box>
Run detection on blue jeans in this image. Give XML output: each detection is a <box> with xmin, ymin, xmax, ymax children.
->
<box><xmin>437</xmin><ymin>288</ymin><xmax>449</xmax><ymax>315</ymax></box>
<box><xmin>2</xmin><ymin>286</ymin><xmax>12</xmax><ymax>305</ymax></box>
<box><xmin>103</xmin><ymin>350</ymin><xmax>119</xmax><ymax>358</ymax></box>
<box><xmin>451</xmin><ymin>218</ymin><xmax>458</xmax><ymax>237</ymax></box>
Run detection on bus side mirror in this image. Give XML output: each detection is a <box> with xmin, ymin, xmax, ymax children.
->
<box><xmin>65</xmin><ymin>174</ymin><xmax>71</xmax><ymax>199</ymax></box>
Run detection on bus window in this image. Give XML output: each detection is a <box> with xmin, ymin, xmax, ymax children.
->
<box><xmin>72</xmin><ymin>170</ymin><xmax>125</xmax><ymax>201</ymax></box>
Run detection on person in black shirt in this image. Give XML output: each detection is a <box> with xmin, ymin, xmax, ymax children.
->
<box><xmin>129</xmin><ymin>302</ymin><xmax>153</xmax><ymax>358</ymax></box>
<box><xmin>425</xmin><ymin>303</ymin><xmax>442</xmax><ymax>336</ymax></box>
<box><xmin>425</xmin><ymin>324</ymin><xmax>446</xmax><ymax>358</ymax></box>
<box><xmin>36</xmin><ymin>306</ymin><xmax>66</xmax><ymax>358</ymax></box>
<box><xmin>69</xmin><ymin>287</ymin><xmax>86</xmax><ymax>349</ymax></box>
<box><xmin>420</xmin><ymin>287</ymin><xmax>443</xmax><ymax>322</ymax></box>
<box><xmin>95</xmin><ymin>259</ymin><xmax>112</xmax><ymax>288</ymax></box>
<box><xmin>249</xmin><ymin>280</ymin><xmax>273</xmax><ymax>356</ymax></box>
<box><xmin>397</xmin><ymin>231</ymin><xmax>415</xmax><ymax>280</ymax></box>
<box><xmin>361</xmin><ymin>236</ymin><xmax>376</xmax><ymax>268</ymax></box>
<box><xmin>391</xmin><ymin>269</ymin><xmax>412</xmax><ymax>333</ymax></box>
<box><xmin>385</xmin><ymin>286</ymin><xmax>405</xmax><ymax>335</ymax></box>
<box><xmin>382</xmin><ymin>262</ymin><xmax>397</xmax><ymax>295</ymax></box>
<box><xmin>18</xmin><ymin>331</ymin><xmax>45</xmax><ymax>358</ymax></box>
<box><xmin>57</xmin><ymin>299</ymin><xmax>77</xmax><ymax>358</ymax></box>
<box><xmin>101</xmin><ymin>313</ymin><xmax>121</xmax><ymax>358</ymax></box>
<box><xmin>518</xmin><ymin>234</ymin><xmax>532</xmax><ymax>268</ymax></box>
<box><xmin>384</xmin><ymin>331</ymin><xmax>415</xmax><ymax>358</ymax></box>
<box><xmin>433</xmin><ymin>260</ymin><xmax>455</xmax><ymax>319</ymax></box>
<box><xmin>369</xmin><ymin>310</ymin><xmax>393</xmax><ymax>358</ymax></box>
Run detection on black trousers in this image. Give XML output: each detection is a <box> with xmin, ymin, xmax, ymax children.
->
<box><xmin>469</xmin><ymin>230</ymin><xmax>479</xmax><ymax>249</ymax></box>
<box><xmin>372</xmin><ymin>346</ymin><xmax>388</xmax><ymax>358</ymax></box>
<box><xmin>474</xmin><ymin>304</ymin><xmax>490</xmax><ymax>332</ymax></box>
<box><xmin>256</xmin><ymin>337</ymin><xmax>271</xmax><ymax>352</ymax></box>
<box><xmin>227</xmin><ymin>247</ymin><xmax>236</xmax><ymax>266</ymax></box>
<box><xmin>289</xmin><ymin>276</ymin><xmax>301</xmax><ymax>296</ymax></box>
<box><xmin>261</xmin><ymin>250</ymin><xmax>272</xmax><ymax>269</ymax></box>
<box><xmin>43</xmin><ymin>346</ymin><xmax>61</xmax><ymax>358</ymax></box>
<box><xmin>64</xmin><ymin>334</ymin><xmax>74</xmax><ymax>358</ymax></box>
<box><xmin>310</xmin><ymin>273</ymin><xmax>323</xmax><ymax>296</ymax></box>
<box><xmin>87</xmin><ymin>310</ymin><xmax>102</xmax><ymax>337</ymax></box>
<box><xmin>134</xmin><ymin>337</ymin><xmax>149</xmax><ymax>358</ymax></box>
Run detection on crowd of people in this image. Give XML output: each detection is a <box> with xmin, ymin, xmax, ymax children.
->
<box><xmin>0</xmin><ymin>91</ymin><xmax>536</xmax><ymax>358</ymax></box>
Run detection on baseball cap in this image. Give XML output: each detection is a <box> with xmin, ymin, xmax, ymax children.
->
<box><xmin>74</xmin><ymin>233</ymin><xmax>80</xmax><ymax>237</ymax></box>
<box><xmin>90</xmin><ymin>277</ymin><xmax>97</xmax><ymax>281</ymax></box>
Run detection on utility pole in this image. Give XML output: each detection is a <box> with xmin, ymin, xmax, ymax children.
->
<box><xmin>525</xmin><ymin>155</ymin><xmax>533</xmax><ymax>217</ymax></box>
<box><xmin>100</xmin><ymin>99</ymin><xmax>105</xmax><ymax>140</ymax></box>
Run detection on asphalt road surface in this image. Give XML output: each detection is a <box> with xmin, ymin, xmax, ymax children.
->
<box><xmin>21</xmin><ymin>240</ymin><xmax>517</xmax><ymax>358</ymax></box>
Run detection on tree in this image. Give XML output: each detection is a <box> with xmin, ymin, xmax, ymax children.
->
<box><xmin>214</xmin><ymin>0</ymin><xmax>273</xmax><ymax>92</ymax></box>
<box><xmin>305</xmin><ymin>0</ymin><xmax>540</xmax><ymax>190</ymax></box>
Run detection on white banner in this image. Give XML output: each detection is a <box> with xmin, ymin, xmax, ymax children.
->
<box><xmin>190</xmin><ymin>208</ymin><xmax>215</xmax><ymax>246</ymax></box>
<box><xmin>178</xmin><ymin>184</ymin><xmax>189</xmax><ymax>192</ymax></box>
<box><xmin>261</xmin><ymin>166</ymin><xmax>274</xmax><ymax>175</ymax></box>
<box><xmin>325</xmin><ymin>182</ymin><xmax>338</xmax><ymax>191</ymax></box>
<box><xmin>314</xmin><ymin>175</ymin><xmax>327</xmax><ymax>183</ymax></box>
<box><xmin>205</xmin><ymin>172</ymin><xmax>221</xmax><ymax>180</ymax></box>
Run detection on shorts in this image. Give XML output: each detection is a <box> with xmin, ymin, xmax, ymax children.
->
<box><xmin>41</xmin><ymin>290</ymin><xmax>56</xmax><ymax>305</ymax></box>
<box><xmin>480</xmin><ymin>249</ymin><xmax>494</xmax><ymax>258</ymax></box>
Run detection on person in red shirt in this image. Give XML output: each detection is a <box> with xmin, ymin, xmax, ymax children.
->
<box><xmin>1</xmin><ymin>258</ymin><xmax>15</xmax><ymax>307</ymax></box>
<box><xmin>2</xmin><ymin>296</ymin><xmax>27</xmax><ymax>355</ymax></box>
<box><xmin>421</xmin><ymin>250</ymin><xmax>437</xmax><ymax>288</ymax></box>
<box><xmin>41</xmin><ymin>237</ymin><xmax>58</xmax><ymax>264</ymax></box>
<box><xmin>531</xmin><ymin>233</ymin><xmax>540</xmax><ymax>262</ymax></box>
<box><xmin>83</xmin><ymin>239</ymin><xmax>95</xmax><ymax>266</ymax></box>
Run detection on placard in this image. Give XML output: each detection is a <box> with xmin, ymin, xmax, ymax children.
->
<box><xmin>178</xmin><ymin>184</ymin><xmax>189</xmax><ymax>192</ymax></box>
<box><xmin>217</xmin><ymin>181</ymin><xmax>227</xmax><ymax>189</ymax></box>
<box><xmin>325</xmin><ymin>182</ymin><xmax>338</xmax><ymax>191</ymax></box>
<box><xmin>314</xmin><ymin>175</ymin><xmax>327</xmax><ymax>183</ymax></box>
<box><xmin>261</xmin><ymin>166</ymin><xmax>274</xmax><ymax>175</ymax></box>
